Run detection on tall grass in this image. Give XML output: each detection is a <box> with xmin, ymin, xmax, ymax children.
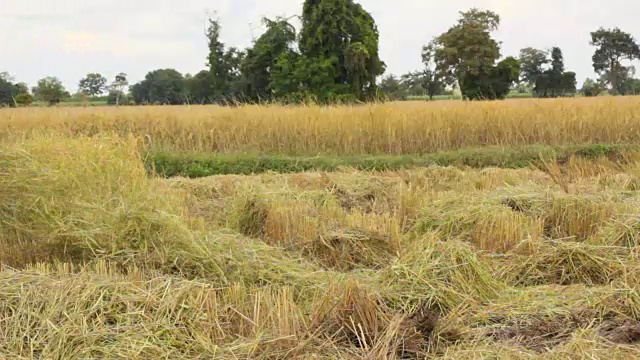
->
<box><xmin>2</xmin><ymin>97</ymin><xmax>640</xmax><ymax>155</ymax></box>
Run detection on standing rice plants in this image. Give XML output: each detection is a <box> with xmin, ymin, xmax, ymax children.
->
<box><xmin>2</xmin><ymin>97</ymin><xmax>640</xmax><ymax>155</ymax></box>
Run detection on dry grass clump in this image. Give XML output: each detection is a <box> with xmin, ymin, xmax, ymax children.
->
<box><xmin>501</xmin><ymin>240</ymin><xmax>628</xmax><ymax>286</ymax></box>
<box><xmin>4</xmin><ymin>97</ymin><xmax>640</xmax><ymax>155</ymax></box>
<box><xmin>380</xmin><ymin>234</ymin><xmax>502</xmax><ymax>313</ymax></box>
<box><xmin>0</xmin><ymin>262</ymin><xmax>321</xmax><ymax>359</ymax></box>
<box><xmin>179</xmin><ymin>176</ymin><xmax>406</xmax><ymax>267</ymax></box>
<box><xmin>320</xmin><ymin>172</ymin><xmax>398</xmax><ymax>214</ymax></box>
<box><xmin>309</xmin><ymin>281</ymin><xmax>440</xmax><ymax>359</ymax></box>
<box><xmin>0</xmin><ymin>133</ymin><xmax>193</xmax><ymax>267</ymax></box>
<box><xmin>412</xmin><ymin>192</ymin><xmax>545</xmax><ymax>253</ymax></box>
<box><xmin>547</xmin><ymin>329</ymin><xmax>640</xmax><ymax>359</ymax></box>
<box><xmin>591</xmin><ymin>212</ymin><xmax>640</xmax><ymax>248</ymax></box>
<box><xmin>303</xmin><ymin>228</ymin><xmax>396</xmax><ymax>271</ymax></box>
<box><xmin>541</xmin><ymin>194</ymin><xmax>620</xmax><ymax>241</ymax></box>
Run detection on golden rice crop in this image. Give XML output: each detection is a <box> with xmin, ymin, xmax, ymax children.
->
<box><xmin>2</xmin><ymin>97</ymin><xmax>640</xmax><ymax>154</ymax></box>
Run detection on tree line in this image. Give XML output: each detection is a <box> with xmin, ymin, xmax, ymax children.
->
<box><xmin>2</xmin><ymin>2</ymin><xmax>640</xmax><ymax>107</ymax></box>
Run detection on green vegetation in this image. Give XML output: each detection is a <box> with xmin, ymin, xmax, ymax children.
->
<box><xmin>148</xmin><ymin>144</ymin><xmax>639</xmax><ymax>177</ymax></box>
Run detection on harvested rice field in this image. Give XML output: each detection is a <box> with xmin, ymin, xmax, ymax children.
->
<box><xmin>3</xmin><ymin>100</ymin><xmax>640</xmax><ymax>358</ymax></box>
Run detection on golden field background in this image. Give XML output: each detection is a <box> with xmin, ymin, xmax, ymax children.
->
<box><xmin>2</xmin><ymin>97</ymin><xmax>640</xmax><ymax>154</ymax></box>
<box><xmin>3</xmin><ymin>98</ymin><xmax>640</xmax><ymax>358</ymax></box>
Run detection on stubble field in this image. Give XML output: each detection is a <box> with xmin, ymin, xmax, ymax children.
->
<box><xmin>3</xmin><ymin>98</ymin><xmax>640</xmax><ymax>358</ymax></box>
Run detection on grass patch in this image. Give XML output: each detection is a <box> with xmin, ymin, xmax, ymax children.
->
<box><xmin>380</xmin><ymin>234</ymin><xmax>503</xmax><ymax>313</ymax></box>
<box><xmin>147</xmin><ymin>144</ymin><xmax>639</xmax><ymax>177</ymax></box>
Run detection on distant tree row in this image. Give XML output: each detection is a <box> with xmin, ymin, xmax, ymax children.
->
<box><xmin>3</xmin><ymin>2</ymin><xmax>640</xmax><ymax>107</ymax></box>
<box><xmin>130</xmin><ymin>0</ymin><xmax>384</xmax><ymax>105</ymax></box>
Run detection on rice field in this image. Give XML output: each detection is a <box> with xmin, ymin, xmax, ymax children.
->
<box><xmin>3</xmin><ymin>98</ymin><xmax>640</xmax><ymax>358</ymax></box>
<box><xmin>2</xmin><ymin>97</ymin><xmax>640</xmax><ymax>155</ymax></box>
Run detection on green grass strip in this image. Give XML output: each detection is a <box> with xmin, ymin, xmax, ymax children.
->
<box><xmin>145</xmin><ymin>144</ymin><xmax>639</xmax><ymax>178</ymax></box>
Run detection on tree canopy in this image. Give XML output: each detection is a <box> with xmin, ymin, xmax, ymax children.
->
<box><xmin>523</xmin><ymin>47</ymin><xmax>577</xmax><ymax>98</ymax></box>
<box><xmin>297</xmin><ymin>0</ymin><xmax>385</xmax><ymax>102</ymax></box>
<box><xmin>32</xmin><ymin>77</ymin><xmax>69</xmax><ymax>105</ymax></box>
<box><xmin>78</xmin><ymin>73</ymin><xmax>107</xmax><ymax>96</ymax></box>
<box><xmin>590</xmin><ymin>27</ymin><xmax>640</xmax><ymax>95</ymax></box>
<box><xmin>433</xmin><ymin>9</ymin><xmax>520</xmax><ymax>100</ymax></box>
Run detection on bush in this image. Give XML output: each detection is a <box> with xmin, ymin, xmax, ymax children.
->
<box><xmin>14</xmin><ymin>93</ymin><xmax>33</xmax><ymax>107</ymax></box>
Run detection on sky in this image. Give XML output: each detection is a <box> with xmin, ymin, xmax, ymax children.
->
<box><xmin>1</xmin><ymin>0</ymin><xmax>638</xmax><ymax>92</ymax></box>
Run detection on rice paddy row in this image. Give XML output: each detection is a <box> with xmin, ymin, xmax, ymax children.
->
<box><xmin>3</xmin><ymin>97</ymin><xmax>640</xmax><ymax>155</ymax></box>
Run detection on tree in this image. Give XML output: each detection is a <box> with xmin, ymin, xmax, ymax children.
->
<box><xmin>378</xmin><ymin>74</ymin><xmax>407</xmax><ymax>100</ymax></box>
<box><xmin>242</xmin><ymin>17</ymin><xmax>298</xmax><ymax>102</ymax></box>
<box><xmin>421</xmin><ymin>39</ymin><xmax>450</xmax><ymax>100</ymax></box>
<box><xmin>590</xmin><ymin>27</ymin><xmax>640</xmax><ymax>95</ymax></box>
<box><xmin>0</xmin><ymin>77</ymin><xmax>17</xmax><ymax>107</ymax></box>
<box><xmin>185</xmin><ymin>70</ymin><xmax>214</xmax><ymax>104</ymax></box>
<box><xmin>130</xmin><ymin>69</ymin><xmax>187</xmax><ymax>105</ymax></box>
<box><xmin>221</xmin><ymin>47</ymin><xmax>248</xmax><ymax>102</ymax></box>
<box><xmin>206</xmin><ymin>15</ymin><xmax>227</xmax><ymax>100</ymax></box>
<box><xmin>626</xmin><ymin>78</ymin><xmax>640</xmax><ymax>95</ymax></box>
<box><xmin>78</xmin><ymin>73</ymin><xmax>107</xmax><ymax>96</ymax></box>
<box><xmin>0</xmin><ymin>72</ymin><xmax>14</xmax><ymax>83</ymax></box>
<box><xmin>270</xmin><ymin>51</ymin><xmax>309</xmax><ymax>102</ymax></box>
<box><xmin>14</xmin><ymin>82</ymin><xmax>29</xmax><ymax>95</ymax></box>
<box><xmin>0</xmin><ymin>73</ymin><xmax>29</xmax><ymax>107</ymax></box>
<box><xmin>298</xmin><ymin>0</ymin><xmax>385</xmax><ymax>102</ymax></box>
<box><xmin>581</xmin><ymin>78</ymin><xmax>605</xmax><ymax>97</ymax></box>
<box><xmin>459</xmin><ymin>56</ymin><xmax>521</xmax><ymax>100</ymax></box>
<box><xmin>434</xmin><ymin>9</ymin><xmax>501</xmax><ymax>88</ymax></box>
<box><xmin>205</xmin><ymin>16</ymin><xmax>248</xmax><ymax>102</ymax></box>
<box><xmin>33</xmin><ymin>77</ymin><xmax>68</xmax><ymax>105</ymax></box>
<box><xmin>526</xmin><ymin>47</ymin><xmax>576</xmax><ymax>98</ymax></box>
<box><xmin>110</xmin><ymin>73</ymin><xmax>128</xmax><ymax>106</ymax></box>
<box><xmin>518</xmin><ymin>47</ymin><xmax>548</xmax><ymax>87</ymax></box>
<box><xmin>434</xmin><ymin>8</ymin><xmax>519</xmax><ymax>100</ymax></box>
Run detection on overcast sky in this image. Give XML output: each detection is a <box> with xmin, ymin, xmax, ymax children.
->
<box><xmin>1</xmin><ymin>0</ymin><xmax>638</xmax><ymax>92</ymax></box>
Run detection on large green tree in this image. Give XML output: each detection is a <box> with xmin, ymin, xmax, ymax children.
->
<box><xmin>78</xmin><ymin>73</ymin><xmax>107</xmax><ymax>96</ymax></box>
<box><xmin>532</xmin><ymin>47</ymin><xmax>577</xmax><ymax>97</ymax></box>
<box><xmin>130</xmin><ymin>69</ymin><xmax>187</xmax><ymax>105</ymax></box>
<box><xmin>32</xmin><ymin>77</ymin><xmax>69</xmax><ymax>105</ymax></box>
<box><xmin>590</xmin><ymin>27</ymin><xmax>640</xmax><ymax>95</ymax></box>
<box><xmin>185</xmin><ymin>70</ymin><xmax>214</xmax><ymax>104</ymax></box>
<box><xmin>434</xmin><ymin>8</ymin><xmax>519</xmax><ymax>100</ymax></box>
<box><xmin>518</xmin><ymin>47</ymin><xmax>548</xmax><ymax>87</ymax></box>
<box><xmin>298</xmin><ymin>0</ymin><xmax>385</xmax><ymax>101</ymax></box>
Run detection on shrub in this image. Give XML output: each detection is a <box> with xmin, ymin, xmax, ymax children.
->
<box><xmin>14</xmin><ymin>93</ymin><xmax>33</xmax><ymax>107</ymax></box>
